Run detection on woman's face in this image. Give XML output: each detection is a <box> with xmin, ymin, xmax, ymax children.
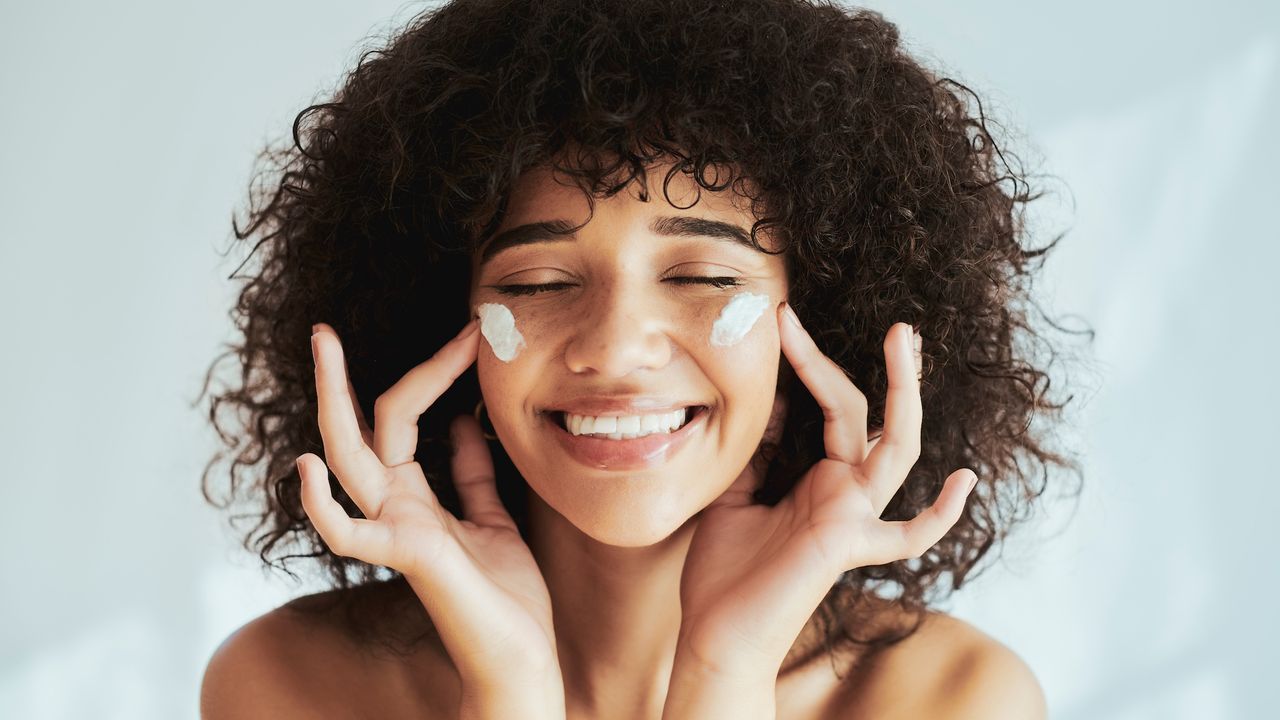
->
<box><xmin>470</xmin><ymin>160</ymin><xmax>789</xmax><ymax>547</ymax></box>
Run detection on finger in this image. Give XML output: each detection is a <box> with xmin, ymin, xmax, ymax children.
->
<box><xmin>314</xmin><ymin>323</ymin><xmax>375</xmax><ymax>447</ymax></box>
<box><xmin>311</xmin><ymin>323</ymin><xmax>374</xmax><ymax>447</ymax></box>
<box><xmin>862</xmin><ymin>327</ymin><xmax>920</xmax><ymax>457</ymax></box>
<box><xmin>449</xmin><ymin>414</ymin><xmax>515</xmax><ymax>530</ymax></box>
<box><xmin>913</xmin><ymin>327</ymin><xmax>923</xmax><ymax>381</ymax></box>
<box><xmin>778</xmin><ymin>303</ymin><xmax>868</xmax><ymax>465</ymax></box>
<box><xmin>857</xmin><ymin>469</ymin><xmax>975</xmax><ymax>567</ymax></box>
<box><xmin>298</xmin><ymin>453</ymin><xmax>394</xmax><ymax>563</ymax></box>
<box><xmin>313</xmin><ymin>327</ymin><xmax>390</xmax><ymax>515</ymax></box>
<box><xmin>374</xmin><ymin>320</ymin><xmax>481</xmax><ymax>467</ymax></box>
<box><xmin>859</xmin><ymin>323</ymin><xmax>923</xmax><ymax>510</ymax></box>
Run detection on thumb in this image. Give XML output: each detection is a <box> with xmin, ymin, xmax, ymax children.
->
<box><xmin>449</xmin><ymin>414</ymin><xmax>515</xmax><ymax>530</ymax></box>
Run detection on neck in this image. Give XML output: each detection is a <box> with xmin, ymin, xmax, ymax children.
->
<box><xmin>527</xmin><ymin>492</ymin><xmax>696</xmax><ymax>719</ymax></box>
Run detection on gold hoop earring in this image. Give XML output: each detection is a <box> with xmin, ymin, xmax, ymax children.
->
<box><xmin>473</xmin><ymin>399</ymin><xmax>499</xmax><ymax>441</ymax></box>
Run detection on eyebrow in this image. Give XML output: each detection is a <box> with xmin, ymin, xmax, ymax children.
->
<box><xmin>478</xmin><ymin>215</ymin><xmax>758</xmax><ymax>264</ymax></box>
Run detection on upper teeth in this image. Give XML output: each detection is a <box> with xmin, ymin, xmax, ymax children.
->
<box><xmin>565</xmin><ymin>408</ymin><xmax>690</xmax><ymax>439</ymax></box>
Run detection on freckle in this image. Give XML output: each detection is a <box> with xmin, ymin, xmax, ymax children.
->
<box><xmin>709</xmin><ymin>292</ymin><xmax>771</xmax><ymax>347</ymax></box>
<box><xmin>476</xmin><ymin>303</ymin><xmax>525</xmax><ymax>362</ymax></box>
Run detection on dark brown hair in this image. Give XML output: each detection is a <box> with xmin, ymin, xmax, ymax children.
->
<box><xmin>200</xmin><ymin>0</ymin><xmax>1089</xmax><ymax>670</ymax></box>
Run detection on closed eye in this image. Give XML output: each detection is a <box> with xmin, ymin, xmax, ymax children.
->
<box><xmin>667</xmin><ymin>276</ymin><xmax>742</xmax><ymax>289</ymax></box>
<box><xmin>492</xmin><ymin>277</ymin><xmax>743</xmax><ymax>296</ymax></box>
<box><xmin>491</xmin><ymin>282</ymin><xmax>576</xmax><ymax>296</ymax></box>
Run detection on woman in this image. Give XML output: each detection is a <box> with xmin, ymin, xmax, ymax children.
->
<box><xmin>199</xmin><ymin>0</ymin><xmax>1083</xmax><ymax>717</ymax></box>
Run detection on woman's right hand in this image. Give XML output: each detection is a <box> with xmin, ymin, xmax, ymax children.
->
<box><xmin>298</xmin><ymin>320</ymin><xmax>563</xmax><ymax>717</ymax></box>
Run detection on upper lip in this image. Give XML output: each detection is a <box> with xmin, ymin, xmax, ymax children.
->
<box><xmin>544</xmin><ymin>396</ymin><xmax>705</xmax><ymax>416</ymax></box>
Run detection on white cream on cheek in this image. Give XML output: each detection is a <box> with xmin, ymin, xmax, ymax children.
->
<box><xmin>476</xmin><ymin>302</ymin><xmax>526</xmax><ymax>362</ymax></box>
<box><xmin>710</xmin><ymin>291</ymin><xmax>771</xmax><ymax>347</ymax></box>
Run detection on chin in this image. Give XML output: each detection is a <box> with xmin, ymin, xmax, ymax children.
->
<box><xmin>579</xmin><ymin>516</ymin><xmax>692</xmax><ymax>548</ymax></box>
<box><xmin>531</xmin><ymin>478</ymin><xmax>702</xmax><ymax>548</ymax></box>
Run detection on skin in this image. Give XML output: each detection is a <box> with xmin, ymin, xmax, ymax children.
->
<box><xmin>470</xmin><ymin>162</ymin><xmax>797</xmax><ymax>716</ymax></box>
<box><xmin>470</xmin><ymin>161</ymin><xmax>789</xmax><ymax>550</ymax></box>
<box><xmin>200</xmin><ymin>159</ymin><xmax>1048</xmax><ymax>719</ymax></box>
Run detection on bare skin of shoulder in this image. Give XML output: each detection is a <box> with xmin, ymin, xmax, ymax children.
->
<box><xmin>201</xmin><ymin>581</ymin><xmax>1038</xmax><ymax>720</ymax></box>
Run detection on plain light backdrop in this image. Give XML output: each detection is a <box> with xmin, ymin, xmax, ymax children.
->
<box><xmin>1</xmin><ymin>1</ymin><xmax>1276</xmax><ymax>718</ymax></box>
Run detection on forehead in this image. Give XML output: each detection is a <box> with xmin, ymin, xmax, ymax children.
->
<box><xmin>499</xmin><ymin>157</ymin><xmax>770</xmax><ymax>244</ymax></box>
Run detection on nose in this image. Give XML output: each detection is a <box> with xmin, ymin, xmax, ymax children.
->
<box><xmin>562</xmin><ymin>284</ymin><xmax>672</xmax><ymax>377</ymax></box>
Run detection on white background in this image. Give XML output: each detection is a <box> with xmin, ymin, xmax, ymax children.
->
<box><xmin>2</xmin><ymin>1</ymin><xmax>1276</xmax><ymax>718</ymax></box>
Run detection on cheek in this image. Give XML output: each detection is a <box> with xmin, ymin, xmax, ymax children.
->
<box><xmin>476</xmin><ymin>353</ymin><xmax>543</xmax><ymax>451</ymax></box>
<box><xmin>474</xmin><ymin>302</ymin><xmax>559</xmax><ymax>430</ymax></box>
<box><xmin>475</xmin><ymin>301</ymin><xmax>560</xmax><ymax>364</ymax></box>
<box><xmin>476</xmin><ymin>291</ymin><xmax>779</xmax><ymax>374</ymax></box>
<box><xmin>702</xmin><ymin>293</ymin><xmax>781</xmax><ymax>433</ymax></box>
<box><xmin>661</xmin><ymin>290</ymin><xmax>777</xmax><ymax>354</ymax></box>
<box><xmin>713</xmin><ymin>323</ymin><xmax>780</xmax><ymax>405</ymax></box>
<box><xmin>708</xmin><ymin>291</ymin><xmax>773</xmax><ymax>348</ymax></box>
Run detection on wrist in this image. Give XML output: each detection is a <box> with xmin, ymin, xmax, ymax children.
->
<box><xmin>402</xmin><ymin>573</ymin><xmax>561</xmax><ymax>681</ymax></box>
<box><xmin>670</xmin><ymin>638</ymin><xmax>780</xmax><ymax>688</ymax></box>
<box><xmin>458</xmin><ymin>671</ymin><xmax>566</xmax><ymax>720</ymax></box>
<box><xmin>662</xmin><ymin>644</ymin><xmax>777</xmax><ymax>720</ymax></box>
<box><xmin>674</xmin><ymin>615</ymin><xmax>788</xmax><ymax>680</ymax></box>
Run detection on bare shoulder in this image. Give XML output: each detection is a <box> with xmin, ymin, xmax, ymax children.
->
<box><xmin>200</xmin><ymin>598</ymin><xmax>338</xmax><ymax>719</ymax></box>
<box><xmin>910</xmin><ymin>612</ymin><xmax>1046</xmax><ymax>719</ymax></box>
<box><xmin>200</xmin><ymin>582</ymin><xmax>458</xmax><ymax>719</ymax></box>
<box><xmin>827</xmin><ymin>610</ymin><xmax>1047</xmax><ymax>720</ymax></box>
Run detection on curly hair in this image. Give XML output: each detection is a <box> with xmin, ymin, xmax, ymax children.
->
<box><xmin>199</xmin><ymin>0</ymin><xmax>1089</xmax><ymax>671</ymax></box>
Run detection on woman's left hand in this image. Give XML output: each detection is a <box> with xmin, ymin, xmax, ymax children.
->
<box><xmin>672</xmin><ymin>304</ymin><xmax>977</xmax><ymax>682</ymax></box>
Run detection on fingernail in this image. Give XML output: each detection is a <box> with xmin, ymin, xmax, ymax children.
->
<box><xmin>783</xmin><ymin>303</ymin><xmax>803</xmax><ymax>329</ymax></box>
<box><xmin>902</xmin><ymin>323</ymin><xmax>914</xmax><ymax>355</ymax></box>
<box><xmin>296</xmin><ymin>457</ymin><xmax>304</xmax><ymax>476</ymax></box>
<box><xmin>967</xmin><ymin>472</ymin><xmax>978</xmax><ymax>492</ymax></box>
<box><xmin>911</xmin><ymin>325</ymin><xmax>922</xmax><ymax>375</ymax></box>
<box><xmin>311</xmin><ymin>323</ymin><xmax>320</xmax><ymax>336</ymax></box>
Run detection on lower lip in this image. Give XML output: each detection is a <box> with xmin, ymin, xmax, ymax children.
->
<box><xmin>545</xmin><ymin>408</ymin><xmax>707</xmax><ymax>471</ymax></box>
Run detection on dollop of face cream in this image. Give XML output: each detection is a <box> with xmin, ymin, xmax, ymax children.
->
<box><xmin>709</xmin><ymin>292</ymin><xmax>772</xmax><ymax>347</ymax></box>
<box><xmin>476</xmin><ymin>302</ymin><xmax>526</xmax><ymax>362</ymax></box>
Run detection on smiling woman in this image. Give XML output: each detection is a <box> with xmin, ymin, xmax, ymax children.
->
<box><xmin>197</xmin><ymin>0</ymin><xmax>1085</xmax><ymax>718</ymax></box>
<box><xmin>469</xmin><ymin>159</ymin><xmax>792</xmax><ymax>545</ymax></box>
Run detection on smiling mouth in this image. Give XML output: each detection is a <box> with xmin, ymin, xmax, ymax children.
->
<box><xmin>549</xmin><ymin>406</ymin><xmax>707</xmax><ymax>440</ymax></box>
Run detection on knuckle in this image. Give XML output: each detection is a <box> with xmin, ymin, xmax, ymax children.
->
<box><xmin>372</xmin><ymin>392</ymin><xmax>395</xmax><ymax>416</ymax></box>
<box><xmin>916</xmin><ymin>533</ymin><xmax>934</xmax><ymax>556</ymax></box>
<box><xmin>838</xmin><ymin>371</ymin><xmax>866</xmax><ymax>401</ymax></box>
<box><xmin>310</xmin><ymin>517</ymin><xmax>336</xmax><ymax>549</ymax></box>
<box><xmin>453</xmin><ymin>471</ymin><xmax>493</xmax><ymax>488</ymax></box>
<box><xmin>327</xmin><ymin>445</ymin><xmax>359</xmax><ymax>472</ymax></box>
<box><xmin>908</xmin><ymin>402</ymin><xmax>923</xmax><ymax>427</ymax></box>
<box><xmin>904</xmin><ymin>438</ymin><xmax>921</xmax><ymax>464</ymax></box>
<box><xmin>881</xmin><ymin>435</ymin><xmax>921</xmax><ymax>465</ymax></box>
<box><xmin>839</xmin><ymin>385</ymin><xmax>866</xmax><ymax>411</ymax></box>
<box><xmin>911</xmin><ymin>530</ymin><xmax>939</xmax><ymax>559</ymax></box>
<box><xmin>900</xmin><ymin>528</ymin><xmax>930</xmax><ymax>560</ymax></box>
<box><xmin>789</xmin><ymin>354</ymin><xmax>815</xmax><ymax>375</ymax></box>
<box><xmin>324</xmin><ymin>527</ymin><xmax>352</xmax><ymax>556</ymax></box>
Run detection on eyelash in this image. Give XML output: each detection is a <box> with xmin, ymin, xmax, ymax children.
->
<box><xmin>492</xmin><ymin>276</ymin><xmax>743</xmax><ymax>296</ymax></box>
